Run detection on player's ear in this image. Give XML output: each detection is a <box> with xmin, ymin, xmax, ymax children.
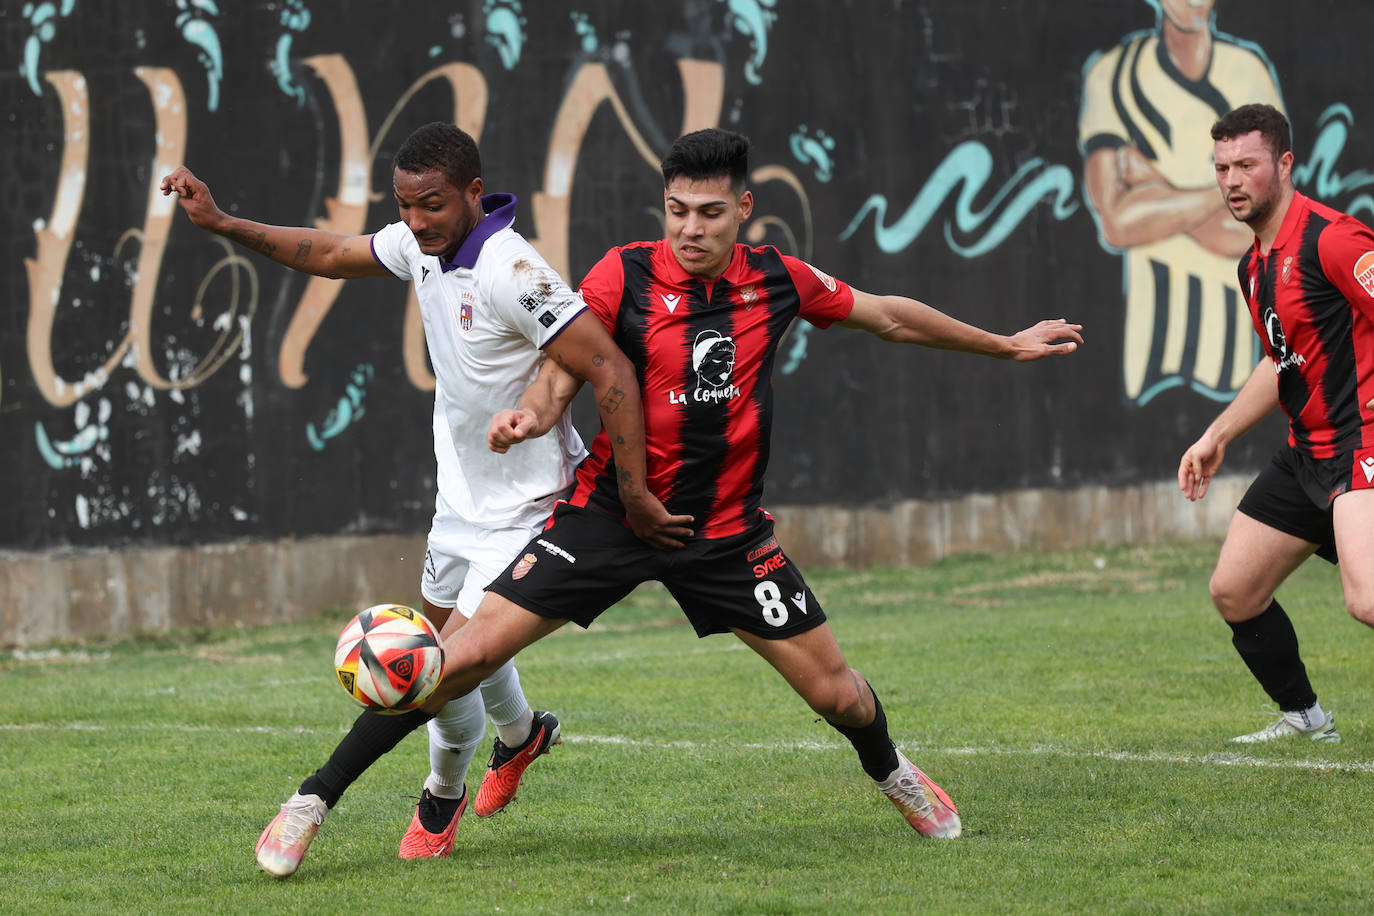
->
<box><xmin>1277</xmin><ymin>150</ymin><xmax>1294</xmax><ymax>182</ymax></box>
<box><xmin>464</xmin><ymin>175</ymin><xmax>483</xmax><ymax>203</ymax></box>
<box><xmin>737</xmin><ymin>189</ymin><xmax>754</xmax><ymax>221</ymax></box>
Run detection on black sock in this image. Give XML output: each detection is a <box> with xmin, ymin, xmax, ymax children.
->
<box><xmin>417</xmin><ymin>787</ymin><xmax>466</xmax><ymax>832</ymax></box>
<box><xmin>827</xmin><ymin>683</ymin><xmax>900</xmax><ymax>781</ymax></box>
<box><xmin>298</xmin><ymin>707</ymin><xmax>435</xmax><ymax>808</ymax></box>
<box><xmin>1227</xmin><ymin>599</ymin><xmax>1318</xmax><ymax>712</ymax></box>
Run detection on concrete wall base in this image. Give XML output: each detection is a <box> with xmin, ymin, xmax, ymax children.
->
<box><xmin>0</xmin><ymin>477</ymin><xmax>1245</xmax><ymax>647</ymax></box>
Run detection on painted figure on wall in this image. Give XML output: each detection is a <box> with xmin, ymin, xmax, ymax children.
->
<box><xmin>1079</xmin><ymin>0</ymin><xmax>1283</xmax><ymax>405</ymax></box>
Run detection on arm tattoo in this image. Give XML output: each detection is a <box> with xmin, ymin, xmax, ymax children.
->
<box><xmin>591</xmin><ymin>354</ymin><xmax>606</xmax><ymax>367</ymax></box>
<box><xmin>552</xmin><ymin>351</ymin><xmax>586</xmax><ymax>381</ymax></box>
<box><xmin>599</xmin><ymin>385</ymin><xmax>625</xmax><ymax>414</ymax></box>
<box><xmin>293</xmin><ymin>240</ymin><xmax>312</xmax><ymax>267</ymax></box>
<box><xmin>229</xmin><ymin>228</ymin><xmax>276</xmax><ymax>257</ymax></box>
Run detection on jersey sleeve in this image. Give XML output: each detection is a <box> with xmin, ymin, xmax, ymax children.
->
<box><xmin>1078</xmin><ymin>45</ymin><xmax>1128</xmax><ymax>155</ymax></box>
<box><xmin>369</xmin><ymin>221</ymin><xmax>414</xmax><ymax>281</ymax></box>
<box><xmin>781</xmin><ymin>255</ymin><xmax>854</xmax><ymax>328</ymax></box>
<box><xmin>485</xmin><ymin>242</ymin><xmax>588</xmax><ymax>347</ymax></box>
<box><xmin>1318</xmin><ymin>216</ymin><xmax>1374</xmax><ymax>320</ymax></box>
<box><xmin>576</xmin><ymin>247</ymin><xmax>627</xmax><ymax>333</ymax></box>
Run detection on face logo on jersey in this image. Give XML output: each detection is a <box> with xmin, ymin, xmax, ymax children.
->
<box><xmin>806</xmin><ymin>262</ymin><xmax>837</xmax><ymax>292</ymax></box>
<box><xmin>1281</xmin><ymin>256</ymin><xmax>1293</xmax><ymax>286</ymax></box>
<box><xmin>668</xmin><ymin>329</ymin><xmax>742</xmax><ymax>405</ymax></box>
<box><xmin>1354</xmin><ymin>251</ymin><xmax>1374</xmax><ymax>297</ymax></box>
<box><xmin>692</xmin><ymin>329</ymin><xmax>737</xmax><ymax>388</ymax></box>
<box><xmin>460</xmin><ymin>291</ymin><xmax>475</xmax><ymax>331</ymax></box>
<box><xmin>1262</xmin><ymin>306</ymin><xmax>1306</xmax><ymax>372</ymax></box>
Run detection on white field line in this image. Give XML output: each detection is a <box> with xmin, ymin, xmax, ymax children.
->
<box><xmin>1</xmin><ymin>720</ymin><xmax>1370</xmax><ymax>773</ymax></box>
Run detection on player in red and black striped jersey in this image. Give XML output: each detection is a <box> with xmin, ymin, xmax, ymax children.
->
<box><xmin>1180</xmin><ymin>104</ymin><xmax>1374</xmax><ymax>745</ymax></box>
<box><xmin>443</xmin><ymin>127</ymin><xmax>1080</xmax><ymax>838</ymax></box>
<box><xmin>567</xmin><ymin>236</ymin><xmax>853</xmax><ymax>540</ymax></box>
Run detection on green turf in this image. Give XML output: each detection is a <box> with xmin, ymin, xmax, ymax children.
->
<box><xmin>2</xmin><ymin>540</ymin><xmax>1370</xmax><ymax>914</ymax></box>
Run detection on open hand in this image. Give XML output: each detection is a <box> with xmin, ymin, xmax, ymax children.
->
<box><xmin>1007</xmin><ymin>319</ymin><xmax>1084</xmax><ymax>361</ymax></box>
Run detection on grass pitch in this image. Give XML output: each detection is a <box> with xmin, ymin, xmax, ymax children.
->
<box><xmin>2</xmin><ymin>540</ymin><xmax>1371</xmax><ymax>914</ymax></box>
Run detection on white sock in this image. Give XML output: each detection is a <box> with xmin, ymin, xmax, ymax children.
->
<box><xmin>1282</xmin><ymin>702</ymin><xmax>1328</xmax><ymax>731</ymax></box>
<box><xmin>478</xmin><ymin>659</ymin><xmax>535</xmax><ymax>746</ymax></box>
<box><xmin>424</xmin><ymin>692</ymin><xmax>486</xmax><ymax>798</ymax></box>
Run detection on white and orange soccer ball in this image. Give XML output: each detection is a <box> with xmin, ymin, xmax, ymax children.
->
<box><xmin>333</xmin><ymin>604</ymin><xmax>444</xmax><ymax>713</ymax></box>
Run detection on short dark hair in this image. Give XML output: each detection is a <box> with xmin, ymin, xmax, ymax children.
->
<box><xmin>1210</xmin><ymin>104</ymin><xmax>1292</xmax><ymax>159</ymax></box>
<box><xmin>661</xmin><ymin>128</ymin><xmax>750</xmax><ymax>193</ymax></box>
<box><xmin>394</xmin><ymin>122</ymin><xmax>482</xmax><ymax>189</ymax></box>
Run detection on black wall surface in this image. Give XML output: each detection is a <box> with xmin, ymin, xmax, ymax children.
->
<box><xmin>3</xmin><ymin>0</ymin><xmax>1370</xmax><ymax>551</ymax></box>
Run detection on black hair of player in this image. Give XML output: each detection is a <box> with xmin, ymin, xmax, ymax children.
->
<box><xmin>394</xmin><ymin>122</ymin><xmax>482</xmax><ymax>191</ymax></box>
<box><xmin>1211</xmin><ymin>104</ymin><xmax>1292</xmax><ymax>160</ymax></box>
<box><xmin>661</xmin><ymin>128</ymin><xmax>750</xmax><ymax>195</ymax></box>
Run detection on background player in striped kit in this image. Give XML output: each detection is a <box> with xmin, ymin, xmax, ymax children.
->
<box><xmin>1179</xmin><ymin>103</ymin><xmax>1374</xmax><ymax>743</ymax></box>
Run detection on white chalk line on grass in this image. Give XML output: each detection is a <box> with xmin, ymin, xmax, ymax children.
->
<box><xmin>2</xmin><ymin>721</ymin><xmax>1371</xmax><ymax>773</ymax></box>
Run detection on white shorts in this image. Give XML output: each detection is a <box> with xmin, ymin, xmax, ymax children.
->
<box><xmin>421</xmin><ymin>492</ymin><xmax>552</xmax><ymax>618</ymax></box>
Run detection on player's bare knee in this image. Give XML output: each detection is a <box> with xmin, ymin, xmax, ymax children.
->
<box><xmin>1208</xmin><ymin>571</ymin><xmax>1261</xmax><ymax>621</ymax></box>
<box><xmin>808</xmin><ymin>673</ymin><xmax>866</xmax><ymax>721</ymax></box>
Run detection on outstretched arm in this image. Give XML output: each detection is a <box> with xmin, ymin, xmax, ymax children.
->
<box><xmin>1179</xmin><ymin>359</ymin><xmax>1279</xmax><ymax>501</ymax></box>
<box><xmin>160</xmin><ymin>166</ymin><xmax>389</xmax><ymax>279</ymax></box>
<box><xmin>839</xmin><ymin>289</ymin><xmax>1082</xmax><ymax>360</ymax></box>
<box><xmin>488</xmin><ymin>356</ymin><xmax>584</xmax><ymax>453</ymax></box>
<box><xmin>543</xmin><ymin>312</ymin><xmax>694</xmax><ymax>549</ymax></box>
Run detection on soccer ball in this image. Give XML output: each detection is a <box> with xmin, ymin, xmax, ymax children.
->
<box><xmin>334</xmin><ymin>604</ymin><xmax>444</xmax><ymax>713</ymax></box>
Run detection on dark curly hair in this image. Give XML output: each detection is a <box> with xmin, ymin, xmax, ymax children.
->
<box><xmin>393</xmin><ymin>122</ymin><xmax>482</xmax><ymax>190</ymax></box>
<box><xmin>1211</xmin><ymin>104</ymin><xmax>1291</xmax><ymax>159</ymax></box>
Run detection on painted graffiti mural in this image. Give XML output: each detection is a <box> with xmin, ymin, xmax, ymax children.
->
<box><xmin>3</xmin><ymin>0</ymin><xmax>1372</xmax><ymax>551</ymax></box>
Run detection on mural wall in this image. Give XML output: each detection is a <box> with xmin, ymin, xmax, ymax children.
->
<box><xmin>4</xmin><ymin>0</ymin><xmax>1373</xmax><ymax>554</ymax></box>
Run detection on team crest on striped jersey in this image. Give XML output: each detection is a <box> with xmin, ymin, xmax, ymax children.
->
<box><xmin>1354</xmin><ymin>251</ymin><xmax>1374</xmax><ymax>297</ymax></box>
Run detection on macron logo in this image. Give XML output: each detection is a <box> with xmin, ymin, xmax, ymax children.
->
<box><xmin>420</xmin><ymin>266</ymin><xmax>430</xmax><ymax>282</ymax></box>
<box><xmin>1362</xmin><ymin>456</ymin><xmax>1374</xmax><ymax>483</ymax></box>
<box><xmin>661</xmin><ymin>293</ymin><xmax>681</xmax><ymax>313</ymax></box>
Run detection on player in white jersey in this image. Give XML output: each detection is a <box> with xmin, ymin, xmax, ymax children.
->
<box><xmin>1079</xmin><ymin>0</ymin><xmax>1283</xmax><ymax>404</ymax></box>
<box><xmin>161</xmin><ymin>122</ymin><xmax>688</xmax><ymax>877</ymax></box>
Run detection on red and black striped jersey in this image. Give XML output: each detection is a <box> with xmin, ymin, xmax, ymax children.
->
<box><xmin>571</xmin><ymin>238</ymin><xmax>854</xmax><ymax>538</ymax></box>
<box><xmin>1239</xmin><ymin>192</ymin><xmax>1374</xmax><ymax>458</ymax></box>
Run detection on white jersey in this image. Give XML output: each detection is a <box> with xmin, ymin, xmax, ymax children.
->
<box><xmin>371</xmin><ymin>194</ymin><xmax>588</xmax><ymax>529</ymax></box>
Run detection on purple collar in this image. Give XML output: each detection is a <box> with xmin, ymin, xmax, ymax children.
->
<box><xmin>440</xmin><ymin>193</ymin><xmax>517</xmax><ymax>272</ymax></box>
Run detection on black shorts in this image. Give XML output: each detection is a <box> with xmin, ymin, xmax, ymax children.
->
<box><xmin>1236</xmin><ymin>445</ymin><xmax>1340</xmax><ymax>564</ymax></box>
<box><xmin>486</xmin><ymin>503</ymin><xmax>827</xmax><ymax>639</ymax></box>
